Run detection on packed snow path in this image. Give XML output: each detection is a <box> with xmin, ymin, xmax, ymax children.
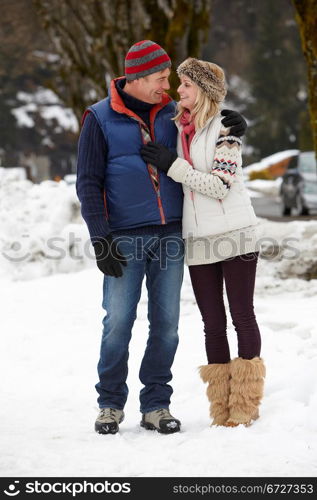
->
<box><xmin>1</xmin><ymin>264</ymin><xmax>316</xmax><ymax>477</ymax></box>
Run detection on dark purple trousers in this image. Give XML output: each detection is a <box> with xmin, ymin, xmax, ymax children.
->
<box><xmin>189</xmin><ymin>252</ymin><xmax>261</xmax><ymax>364</ymax></box>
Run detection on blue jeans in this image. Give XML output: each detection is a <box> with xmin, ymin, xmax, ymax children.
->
<box><xmin>95</xmin><ymin>232</ymin><xmax>184</xmax><ymax>413</ymax></box>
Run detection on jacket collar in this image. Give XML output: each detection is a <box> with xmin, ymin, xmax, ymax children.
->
<box><xmin>109</xmin><ymin>76</ymin><xmax>172</xmax><ymax>126</ymax></box>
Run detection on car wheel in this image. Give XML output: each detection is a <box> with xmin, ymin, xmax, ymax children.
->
<box><xmin>282</xmin><ymin>206</ymin><xmax>291</xmax><ymax>216</ymax></box>
<box><xmin>294</xmin><ymin>193</ymin><xmax>309</xmax><ymax>216</ymax></box>
<box><xmin>301</xmin><ymin>206</ymin><xmax>310</xmax><ymax>216</ymax></box>
<box><xmin>280</xmin><ymin>198</ymin><xmax>291</xmax><ymax>216</ymax></box>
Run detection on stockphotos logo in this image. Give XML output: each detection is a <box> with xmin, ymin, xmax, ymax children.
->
<box><xmin>3</xmin><ymin>481</ymin><xmax>20</xmax><ymax>496</ymax></box>
<box><xmin>3</xmin><ymin>480</ymin><xmax>131</xmax><ymax>496</ymax></box>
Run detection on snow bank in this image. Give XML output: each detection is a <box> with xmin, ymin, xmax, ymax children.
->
<box><xmin>1</xmin><ymin>176</ymin><xmax>317</xmax><ymax>283</ymax></box>
<box><xmin>0</xmin><ymin>176</ymin><xmax>92</xmax><ymax>280</ymax></box>
<box><xmin>245</xmin><ymin>178</ymin><xmax>282</xmax><ymax>198</ymax></box>
<box><xmin>0</xmin><ymin>167</ymin><xmax>27</xmax><ymax>182</ymax></box>
<box><xmin>257</xmin><ymin>218</ymin><xmax>317</xmax><ymax>282</ymax></box>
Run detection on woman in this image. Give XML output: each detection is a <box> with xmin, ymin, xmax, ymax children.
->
<box><xmin>141</xmin><ymin>58</ymin><xmax>265</xmax><ymax>427</ymax></box>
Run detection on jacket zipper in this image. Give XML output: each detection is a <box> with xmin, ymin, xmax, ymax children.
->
<box><xmin>219</xmin><ymin>199</ymin><xmax>225</xmax><ymax>213</ymax></box>
<box><xmin>157</xmin><ymin>195</ymin><xmax>166</xmax><ymax>224</ymax></box>
<box><xmin>103</xmin><ymin>189</ymin><xmax>109</xmax><ymax>219</ymax></box>
<box><xmin>190</xmin><ymin>191</ymin><xmax>198</xmax><ymax>227</ymax></box>
<box><xmin>147</xmin><ymin>120</ymin><xmax>166</xmax><ymax>224</ymax></box>
<box><xmin>189</xmin><ymin>139</ymin><xmax>198</xmax><ymax>227</ymax></box>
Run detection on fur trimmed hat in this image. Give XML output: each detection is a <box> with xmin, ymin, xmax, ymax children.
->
<box><xmin>125</xmin><ymin>40</ymin><xmax>171</xmax><ymax>81</ymax></box>
<box><xmin>177</xmin><ymin>57</ymin><xmax>227</xmax><ymax>103</ymax></box>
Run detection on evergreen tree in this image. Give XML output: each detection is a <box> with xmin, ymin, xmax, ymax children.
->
<box><xmin>0</xmin><ymin>0</ymin><xmax>78</xmax><ymax>169</ymax></box>
<box><xmin>246</xmin><ymin>0</ymin><xmax>309</xmax><ymax>161</ymax></box>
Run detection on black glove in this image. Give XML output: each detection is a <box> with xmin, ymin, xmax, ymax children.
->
<box><xmin>140</xmin><ymin>141</ymin><xmax>178</xmax><ymax>173</ymax></box>
<box><xmin>221</xmin><ymin>109</ymin><xmax>247</xmax><ymax>137</ymax></box>
<box><xmin>93</xmin><ymin>234</ymin><xmax>127</xmax><ymax>278</ymax></box>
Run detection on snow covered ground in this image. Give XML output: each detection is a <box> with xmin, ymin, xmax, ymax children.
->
<box><xmin>1</xmin><ymin>264</ymin><xmax>317</xmax><ymax>477</ymax></box>
<box><xmin>1</xmin><ymin>178</ymin><xmax>317</xmax><ymax>477</ymax></box>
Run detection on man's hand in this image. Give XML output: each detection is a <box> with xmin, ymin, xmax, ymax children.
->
<box><xmin>93</xmin><ymin>234</ymin><xmax>127</xmax><ymax>278</ymax></box>
<box><xmin>141</xmin><ymin>141</ymin><xmax>177</xmax><ymax>173</ymax></box>
<box><xmin>221</xmin><ymin>109</ymin><xmax>247</xmax><ymax>137</ymax></box>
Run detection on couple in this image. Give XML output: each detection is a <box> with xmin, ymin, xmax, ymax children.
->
<box><xmin>76</xmin><ymin>40</ymin><xmax>265</xmax><ymax>435</ymax></box>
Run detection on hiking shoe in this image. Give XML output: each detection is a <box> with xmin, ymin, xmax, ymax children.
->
<box><xmin>95</xmin><ymin>408</ymin><xmax>124</xmax><ymax>434</ymax></box>
<box><xmin>140</xmin><ymin>408</ymin><xmax>181</xmax><ymax>434</ymax></box>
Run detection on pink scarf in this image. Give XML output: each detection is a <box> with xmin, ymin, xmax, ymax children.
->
<box><xmin>180</xmin><ymin>110</ymin><xmax>195</xmax><ymax>166</ymax></box>
<box><xmin>180</xmin><ymin>110</ymin><xmax>196</xmax><ymax>206</ymax></box>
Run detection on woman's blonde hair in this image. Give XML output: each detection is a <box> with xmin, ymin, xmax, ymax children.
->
<box><xmin>174</xmin><ymin>60</ymin><xmax>226</xmax><ymax>130</ymax></box>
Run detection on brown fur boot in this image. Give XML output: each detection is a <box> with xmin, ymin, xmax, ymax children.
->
<box><xmin>199</xmin><ymin>363</ymin><xmax>231</xmax><ymax>426</ymax></box>
<box><xmin>226</xmin><ymin>357</ymin><xmax>265</xmax><ymax>427</ymax></box>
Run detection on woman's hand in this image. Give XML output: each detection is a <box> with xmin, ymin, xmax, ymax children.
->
<box><xmin>140</xmin><ymin>142</ymin><xmax>178</xmax><ymax>173</ymax></box>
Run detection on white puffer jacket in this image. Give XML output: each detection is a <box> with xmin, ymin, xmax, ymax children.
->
<box><xmin>167</xmin><ymin>112</ymin><xmax>258</xmax><ymax>239</ymax></box>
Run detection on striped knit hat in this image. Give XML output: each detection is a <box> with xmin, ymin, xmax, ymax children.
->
<box><xmin>125</xmin><ymin>40</ymin><xmax>171</xmax><ymax>81</ymax></box>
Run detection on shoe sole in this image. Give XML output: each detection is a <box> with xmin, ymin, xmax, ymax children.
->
<box><xmin>140</xmin><ymin>420</ymin><xmax>181</xmax><ymax>434</ymax></box>
<box><xmin>95</xmin><ymin>424</ymin><xmax>118</xmax><ymax>434</ymax></box>
<box><xmin>95</xmin><ymin>414</ymin><xmax>124</xmax><ymax>435</ymax></box>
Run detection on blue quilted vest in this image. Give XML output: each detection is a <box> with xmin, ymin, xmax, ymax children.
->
<box><xmin>86</xmin><ymin>79</ymin><xmax>183</xmax><ymax>232</ymax></box>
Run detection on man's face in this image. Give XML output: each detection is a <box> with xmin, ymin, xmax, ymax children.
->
<box><xmin>135</xmin><ymin>68</ymin><xmax>171</xmax><ymax>104</ymax></box>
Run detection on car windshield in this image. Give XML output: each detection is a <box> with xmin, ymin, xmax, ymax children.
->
<box><xmin>287</xmin><ymin>155</ymin><xmax>299</xmax><ymax>170</ymax></box>
<box><xmin>299</xmin><ymin>152</ymin><xmax>316</xmax><ymax>173</ymax></box>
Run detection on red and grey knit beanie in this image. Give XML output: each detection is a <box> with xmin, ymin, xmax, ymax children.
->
<box><xmin>125</xmin><ymin>40</ymin><xmax>171</xmax><ymax>81</ymax></box>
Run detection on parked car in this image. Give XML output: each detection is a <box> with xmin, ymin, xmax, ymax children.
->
<box><xmin>279</xmin><ymin>151</ymin><xmax>317</xmax><ymax>216</ymax></box>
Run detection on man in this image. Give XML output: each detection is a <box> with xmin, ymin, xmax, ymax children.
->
<box><xmin>76</xmin><ymin>40</ymin><xmax>247</xmax><ymax>435</ymax></box>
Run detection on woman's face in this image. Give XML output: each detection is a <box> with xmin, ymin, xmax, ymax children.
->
<box><xmin>177</xmin><ymin>76</ymin><xmax>198</xmax><ymax>111</ymax></box>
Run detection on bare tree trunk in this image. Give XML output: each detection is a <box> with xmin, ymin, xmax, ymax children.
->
<box><xmin>33</xmin><ymin>0</ymin><xmax>211</xmax><ymax>123</ymax></box>
<box><xmin>292</xmin><ymin>0</ymin><xmax>317</xmax><ymax>158</ymax></box>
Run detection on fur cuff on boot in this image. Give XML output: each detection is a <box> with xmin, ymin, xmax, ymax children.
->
<box><xmin>226</xmin><ymin>357</ymin><xmax>265</xmax><ymax>427</ymax></box>
<box><xmin>199</xmin><ymin>363</ymin><xmax>231</xmax><ymax>426</ymax></box>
